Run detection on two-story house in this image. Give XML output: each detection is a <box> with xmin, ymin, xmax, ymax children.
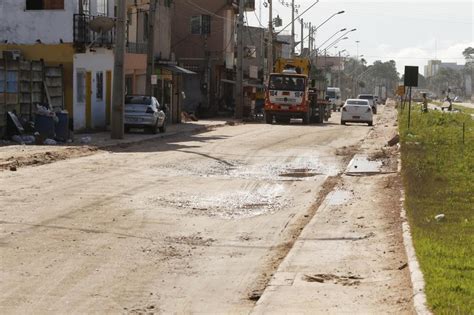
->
<box><xmin>171</xmin><ymin>0</ymin><xmax>254</xmax><ymax>116</ymax></box>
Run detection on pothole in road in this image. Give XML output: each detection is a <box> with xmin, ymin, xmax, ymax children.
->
<box><xmin>279</xmin><ymin>168</ymin><xmax>322</xmax><ymax>178</ymax></box>
<box><xmin>152</xmin><ymin>184</ymin><xmax>291</xmax><ymax>219</ymax></box>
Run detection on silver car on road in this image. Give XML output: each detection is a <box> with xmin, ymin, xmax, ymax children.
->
<box><xmin>124</xmin><ymin>95</ymin><xmax>167</xmax><ymax>134</ymax></box>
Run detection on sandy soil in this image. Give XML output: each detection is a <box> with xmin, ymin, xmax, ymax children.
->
<box><xmin>0</xmin><ymin>105</ymin><xmax>413</xmax><ymax>314</ymax></box>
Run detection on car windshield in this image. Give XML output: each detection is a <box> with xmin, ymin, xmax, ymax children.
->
<box><xmin>326</xmin><ymin>90</ymin><xmax>336</xmax><ymax>98</ymax></box>
<box><xmin>125</xmin><ymin>96</ymin><xmax>152</xmax><ymax>105</ymax></box>
<box><xmin>269</xmin><ymin>75</ymin><xmax>305</xmax><ymax>91</ymax></box>
<box><xmin>124</xmin><ymin>103</ymin><xmax>151</xmax><ymax>112</ymax></box>
<box><xmin>347</xmin><ymin>100</ymin><xmax>369</xmax><ymax>105</ymax></box>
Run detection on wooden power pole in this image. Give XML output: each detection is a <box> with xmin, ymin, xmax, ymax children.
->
<box><xmin>235</xmin><ymin>0</ymin><xmax>244</xmax><ymax>119</ymax></box>
<box><xmin>146</xmin><ymin>0</ymin><xmax>157</xmax><ymax>95</ymax></box>
<box><xmin>111</xmin><ymin>0</ymin><xmax>126</xmax><ymax>139</ymax></box>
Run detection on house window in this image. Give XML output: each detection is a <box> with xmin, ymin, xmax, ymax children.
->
<box><xmin>143</xmin><ymin>12</ymin><xmax>149</xmax><ymax>40</ymax></box>
<box><xmin>96</xmin><ymin>72</ymin><xmax>104</xmax><ymax>101</ymax></box>
<box><xmin>76</xmin><ymin>71</ymin><xmax>86</xmax><ymax>103</ymax></box>
<box><xmin>26</xmin><ymin>0</ymin><xmax>64</xmax><ymax>10</ymax></box>
<box><xmin>97</xmin><ymin>0</ymin><xmax>108</xmax><ymax>16</ymax></box>
<box><xmin>191</xmin><ymin>15</ymin><xmax>211</xmax><ymax>35</ymax></box>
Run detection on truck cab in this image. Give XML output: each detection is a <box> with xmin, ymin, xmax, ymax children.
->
<box><xmin>326</xmin><ymin>87</ymin><xmax>343</xmax><ymax>111</ymax></box>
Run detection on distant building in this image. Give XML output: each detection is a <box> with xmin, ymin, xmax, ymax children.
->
<box><xmin>424</xmin><ymin>59</ymin><xmax>441</xmax><ymax>78</ymax></box>
<box><xmin>424</xmin><ymin>59</ymin><xmax>464</xmax><ymax>78</ymax></box>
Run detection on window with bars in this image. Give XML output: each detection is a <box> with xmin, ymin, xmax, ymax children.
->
<box><xmin>190</xmin><ymin>15</ymin><xmax>211</xmax><ymax>35</ymax></box>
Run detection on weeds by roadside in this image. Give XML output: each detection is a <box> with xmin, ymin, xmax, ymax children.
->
<box><xmin>399</xmin><ymin>105</ymin><xmax>474</xmax><ymax>313</ymax></box>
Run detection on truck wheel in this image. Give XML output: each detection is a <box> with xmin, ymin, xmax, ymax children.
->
<box><xmin>302</xmin><ymin>112</ymin><xmax>310</xmax><ymax>125</ymax></box>
<box><xmin>265</xmin><ymin>113</ymin><xmax>273</xmax><ymax>124</ymax></box>
<box><xmin>317</xmin><ymin>106</ymin><xmax>325</xmax><ymax>123</ymax></box>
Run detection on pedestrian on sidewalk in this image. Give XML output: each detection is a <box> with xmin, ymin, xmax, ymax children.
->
<box><xmin>422</xmin><ymin>93</ymin><xmax>428</xmax><ymax>113</ymax></box>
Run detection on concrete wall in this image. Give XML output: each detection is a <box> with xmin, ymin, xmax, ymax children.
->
<box><xmin>73</xmin><ymin>49</ymin><xmax>114</xmax><ymax>130</ymax></box>
<box><xmin>155</xmin><ymin>2</ymin><xmax>172</xmax><ymax>60</ymax></box>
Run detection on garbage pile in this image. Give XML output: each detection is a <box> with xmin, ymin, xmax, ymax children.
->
<box><xmin>6</xmin><ymin>103</ymin><xmax>72</xmax><ymax>146</ymax></box>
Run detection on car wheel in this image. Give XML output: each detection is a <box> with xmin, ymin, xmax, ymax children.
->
<box><xmin>368</xmin><ymin>121</ymin><xmax>373</xmax><ymax>126</ymax></box>
<box><xmin>265</xmin><ymin>113</ymin><xmax>273</xmax><ymax>124</ymax></box>
<box><xmin>159</xmin><ymin>121</ymin><xmax>166</xmax><ymax>133</ymax></box>
<box><xmin>150</xmin><ymin>123</ymin><xmax>159</xmax><ymax>134</ymax></box>
<box><xmin>124</xmin><ymin>126</ymin><xmax>130</xmax><ymax>133</ymax></box>
<box><xmin>341</xmin><ymin>121</ymin><xmax>346</xmax><ymax>125</ymax></box>
<box><xmin>372</xmin><ymin>108</ymin><xmax>377</xmax><ymax>114</ymax></box>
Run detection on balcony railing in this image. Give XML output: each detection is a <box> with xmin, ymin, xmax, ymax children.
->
<box><xmin>126</xmin><ymin>42</ymin><xmax>148</xmax><ymax>54</ymax></box>
<box><xmin>73</xmin><ymin>14</ymin><xmax>114</xmax><ymax>51</ymax></box>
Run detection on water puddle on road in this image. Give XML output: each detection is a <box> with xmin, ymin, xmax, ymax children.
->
<box><xmin>152</xmin><ymin>183</ymin><xmax>291</xmax><ymax>219</ymax></box>
<box><xmin>279</xmin><ymin>168</ymin><xmax>322</xmax><ymax>178</ymax></box>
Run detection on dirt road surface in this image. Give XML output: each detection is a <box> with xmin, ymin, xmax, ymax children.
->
<box><xmin>0</xmin><ymin>104</ymin><xmax>414</xmax><ymax>314</ymax></box>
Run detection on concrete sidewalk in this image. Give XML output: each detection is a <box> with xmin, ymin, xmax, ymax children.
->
<box><xmin>251</xmin><ymin>103</ymin><xmax>415</xmax><ymax>314</ymax></box>
<box><xmin>0</xmin><ymin>119</ymin><xmax>232</xmax><ymax>170</ymax></box>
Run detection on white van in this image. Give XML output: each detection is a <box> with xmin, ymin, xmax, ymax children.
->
<box><xmin>326</xmin><ymin>87</ymin><xmax>343</xmax><ymax>111</ymax></box>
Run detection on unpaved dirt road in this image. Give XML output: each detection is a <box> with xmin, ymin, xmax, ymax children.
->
<box><xmin>0</xmin><ymin>105</ymin><xmax>413</xmax><ymax>314</ymax></box>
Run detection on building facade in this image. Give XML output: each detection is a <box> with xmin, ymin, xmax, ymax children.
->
<box><xmin>171</xmin><ymin>0</ymin><xmax>254</xmax><ymax>115</ymax></box>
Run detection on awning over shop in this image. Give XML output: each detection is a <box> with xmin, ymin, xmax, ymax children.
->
<box><xmin>159</xmin><ymin>65</ymin><xmax>196</xmax><ymax>75</ymax></box>
<box><xmin>220</xmin><ymin>79</ymin><xmax>264</xmax><ymax>89</ymax></box>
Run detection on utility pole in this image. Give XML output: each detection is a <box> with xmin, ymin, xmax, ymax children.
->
<box><xmin>338</xmin><ymin>50</ymin><xmax>342</xmax><ymax>88</ymax></box>
<box><xmin>308</xmin><ymin>22</ymin><xmax>312</xmax><ymax>55</ymax></box>
<box><xmin>235</xmin><ymin>0</ymin><xmax>244</xmax><ymax>119</ymax></box>
<box><xmin>300</xmin><ymin>18</ymin><xmax>304</xmax><ymax>54</ymax></box>
<box><xmin>146</xmin><ymin>0</ymin><xmax>157</xmax><ymax>95</ymax></box>
<box><xmin>111</xmin><ymin>0</ymin><xmax>126</xmax><ymax>139</ymax></box>
<box><xmin>291</xmin><ymin>0</ymin><xmax>295</xmax><ymax>55</ymax></box>
<box><xmin>267</xmin><ymin>0</ymin><xmax>273</xmax><ymax>79</ymax></box>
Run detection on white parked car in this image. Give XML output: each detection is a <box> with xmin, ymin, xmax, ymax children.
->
<box><xmin>341</xmin><ymin>99</ymin><xmax>373</xmax><ymax>126</ymax></box>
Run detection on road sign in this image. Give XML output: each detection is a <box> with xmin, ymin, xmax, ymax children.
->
<box><xmin>151</xmin><ymin>75</ymin><xmax>158</xmax><ymax>85</ymax></box>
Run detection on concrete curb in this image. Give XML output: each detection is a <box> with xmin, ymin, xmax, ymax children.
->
<box><xmin>398</xmin><ymin>159</ymin><xmax>432</xmax><ymax>315</ymax></box>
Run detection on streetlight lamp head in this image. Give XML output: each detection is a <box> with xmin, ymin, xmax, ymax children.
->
<box><xmin>342</xmin><ymin>37</ymin><xmax>348</xmax><ymax>40</ymax></box>
<box><xmin>350</xmin><ymin>28</ymin><xmax>357</xmax><ymax>31</ymax></box>
<box><xmin>340</xmin><ymin>28</ymin><xmax>347</xmax><ymax>32</ymax></box>
<box><xmin>338</xmin><ymin>10</ymin><xmax>345</xmax><ymax>14</ymax></box>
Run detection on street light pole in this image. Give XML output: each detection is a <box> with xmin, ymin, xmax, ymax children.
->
<box><xmin>235</xmin><ymin>0</ymin><xmax>244</xmax><ymax>119</ymax></box>
<box><xmin>291</xmin><ymin>0</ymin><xmax>295</xmax><ymax>55</ymax></box>
<box><xmin>301</xmin><ymin>11</ymin><xmax>345</xmax><ymax>48</ymax></box>
<box><xmin>111</xmin><ymin>0</ymin><xmax>126</xmax><ymax>139</ymax></box>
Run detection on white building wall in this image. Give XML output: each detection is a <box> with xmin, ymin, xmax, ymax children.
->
<box><xmin>73</xmin><ymin>50</ymin><xmax>114</xmax><ymax>130</ymax></box>
<box><xmin>0</xmin><ymin>0</ymin><xmax>115</xmax><ymax>44</ymax></box>
<box><xmin>0</xmin><ymin>0</ymin><xmax>79</xmax><ymax>44</ymax></box>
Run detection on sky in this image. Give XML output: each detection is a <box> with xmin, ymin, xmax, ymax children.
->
<box><xmin>246</xmin><ymin>0</ymin><xmax>473</xmax><ymax>75</ymax></box>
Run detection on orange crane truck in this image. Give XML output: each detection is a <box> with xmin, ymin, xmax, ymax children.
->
<box><xmin>264</xmin><ymin>57</ymin><xmax>331</xmax><ymax>124</ymax></box>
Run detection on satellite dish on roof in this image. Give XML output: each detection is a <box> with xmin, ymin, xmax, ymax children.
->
<box><xmin>89</xmin><ymin>16</ymin><xmax>115</xmax><ymax>33</ymax></box>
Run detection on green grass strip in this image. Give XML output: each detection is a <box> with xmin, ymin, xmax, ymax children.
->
<box><xmin>399</xmin><ymin>103</ymin><xmax>474</xmax><ymax>314</ymax></box>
